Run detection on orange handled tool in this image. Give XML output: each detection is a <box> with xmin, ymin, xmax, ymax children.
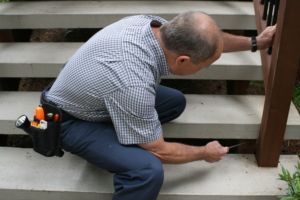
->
<box><xmin>35</xmin><ymin>106</ymin><xmax>45</xmax><ymax>121</ymax></box>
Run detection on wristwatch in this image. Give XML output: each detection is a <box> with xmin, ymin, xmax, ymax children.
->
<box><xmin>251</xmin><ymin>36</ymin><xmax>257</xmax><ymax>52</ymax></box>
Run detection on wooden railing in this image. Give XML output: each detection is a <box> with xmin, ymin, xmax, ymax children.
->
<box><xmin>254</xmin><ymin>0</ymin><xmax>300</xmax><ymax>167</ymax></box>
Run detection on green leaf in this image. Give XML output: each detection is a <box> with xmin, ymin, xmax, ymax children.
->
<box><xmin>279</xmin><ymin>162</ymin><xmax>300</xmax><ymax>198</ymax></box>
<box><xmin>280</xmin><ymin>166</ymin><xmax>293</xmax><ymax>182</ymax></box>
<box><xmin>280</xmin><ymin>196</ymin><xmax>297</xmax><ymax>200</ymax></box>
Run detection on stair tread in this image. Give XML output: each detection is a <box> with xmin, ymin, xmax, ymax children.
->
<box><xmin>0</xmin><ymin>1</ymin><xmax>255</xmax><ymax>29</ymax></box>
<box><xmin>1</xmin><ymin>92</ymin><xmax>299</xmax><ymax>139</ymax></box>
<box><xmin>0</xmin><ymin>43</ymin><xmax>262</xmax><ymax>80</ymax></box>
<box><xmin>0</xmin><ymin>147</ymin><xmax>297</xmax><ymax>199</ymax></box>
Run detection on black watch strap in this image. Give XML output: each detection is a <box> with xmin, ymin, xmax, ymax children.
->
<box><xmin>251</xmin><ymin>36</ymin><xmax>257</xmax><ymax>52</ymax></box>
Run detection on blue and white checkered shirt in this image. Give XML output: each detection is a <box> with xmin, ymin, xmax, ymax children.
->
<box><xmin>46</xmin><ymin>15</ymin><xmax>169</xmax><ymax>145</ymax></box>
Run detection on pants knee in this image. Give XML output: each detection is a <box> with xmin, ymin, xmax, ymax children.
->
<box><xmin>113</xmin><ymin>159</ymin><xmax>164</xmax><ymax>200</ymax></box>
<box><xmin>169</xmin><ymin>90</ymin><xmax>186</xmax><ymax>119</ymax></box>
<box><xmin>175</xmin><ymin>91</ymin><xmax>186</xmax><ymax>116</ymax></box>
<box><xmin>146</xmin><ymin>161</ymin><xmax>164</xmax><ymax>186</ymax></box>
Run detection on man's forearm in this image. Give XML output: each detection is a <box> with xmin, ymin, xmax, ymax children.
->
<box><xmin>149</xmin><ymin>141</ymin><xmax>206</xmax><ymax>164</ymax></box>
<box><xmin>222</xmin><ymin>32</ymin><xmax>251</xmax><ymax>52</ymax></box>
<box><xmin>139</xmin><ymin>137</ymin><xmax>228</xmax><ymax>164</ymax></box>
<box><xmin>221</xmin><ymin>25</ymin><xmax>276</xmax><ymax>53</ymax></box>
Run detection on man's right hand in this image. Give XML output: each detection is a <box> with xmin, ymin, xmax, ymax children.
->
<box><xmin>203</xmin><ymin>141</ymin><xmax>229</xmax><ymax>163</ymax></box>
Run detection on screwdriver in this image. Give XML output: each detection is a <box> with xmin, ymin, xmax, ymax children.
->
<box><xmin>228</xmin><ymin>142</ymin><xmax>249</xmax><ymax>149</ymax></box>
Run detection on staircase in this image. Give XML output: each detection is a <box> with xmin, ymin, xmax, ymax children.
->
<box><xmin>0</xmin><ymin>1</ymin><xmax>299</xmax><ymax>199</ymax></box>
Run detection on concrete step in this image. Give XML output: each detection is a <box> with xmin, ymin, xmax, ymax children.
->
<box><xmin>0</xmin><ymin>147</ymin><xmax>297</xmax><ymax>200</ymax></box>
<box><xmin>0</xmin><ymin>43</ymin><xmax>262</xmax><ymax>80</ymax></box>
<box><xmin>0</xmin><ymin>1</ymin><xmax>255</xmax><ymax>29</ymax></box>
<box><xmin>1</xmin><ymin>92</ymin><xmax>299</xmax><ymax>139</ymax></box>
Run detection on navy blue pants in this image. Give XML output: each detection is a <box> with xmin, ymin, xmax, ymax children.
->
<box><xmin>60</xmin><ymin>86</ymin><xmax>186</xmax><ymax>200</ymax></box>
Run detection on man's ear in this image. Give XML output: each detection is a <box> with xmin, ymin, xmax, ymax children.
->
<box><xmin>175</xmin><ymin>55</ymin><xmax>191</xmax><ymax>66</ymax></box>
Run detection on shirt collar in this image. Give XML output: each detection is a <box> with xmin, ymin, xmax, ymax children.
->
<box><xmin>143</xmin><ymin>19</ymin><xmax>170</xmax><ymax>77</ymax></box>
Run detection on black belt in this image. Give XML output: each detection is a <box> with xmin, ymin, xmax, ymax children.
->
<box><xmin>41</xmin><ymin>87</ymin><xmax>76</xmax><ymax>122</ymax></box>
<box><xmin>60</xmin><ymin>109</ymin><xmax>75</xmax><ymax>122</ymax></box>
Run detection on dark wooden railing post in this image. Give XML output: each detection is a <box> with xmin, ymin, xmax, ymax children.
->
<box><xmin>254</xmin><ymin>0</ymin><xmax>300</xmax><ymax>167</ymax></box>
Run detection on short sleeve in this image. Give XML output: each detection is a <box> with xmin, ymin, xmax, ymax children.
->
<box><xmin>104</xmin><ymin>86</ymin><xmax>162</xmax><ymax>145</ymax></box>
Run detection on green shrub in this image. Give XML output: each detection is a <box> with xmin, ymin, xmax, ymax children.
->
<box><xmin>0</xmin><ymin>0</ymin><xmax>9</xmax><ymax>2</ymax></box>
<box><xmin>279</xmin><ymin>162</ymin><xmax>300</xmax><ymax>200</ymax></box>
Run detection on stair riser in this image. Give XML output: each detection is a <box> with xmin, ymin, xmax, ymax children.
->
<box><xmin>0</xmin><ymin>190</ymin><xmax>280</xmax><ymax>200</ymax></box>
<box><xmin>0</xmin><ymin>1</ymin><xmax>255</xmax><ymax>29</ymax></box>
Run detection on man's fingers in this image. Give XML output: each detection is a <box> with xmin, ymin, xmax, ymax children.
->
<box><xmin>203</xmin><ymin>141</ymin><xmax>229</xmax><ymax>163</ymax></box>
<box><xmin>270</xmin><ymin>25</ymin><xmax>276</xmax><ymax>34</ymax></box>
<box><xmin>256</xmin><ymin>24</ymin><xmax>277</xmax><ymax>50</ymax></box>
<box><xmin>222</xmin><ymin>146</ymin><xmax>229</xmax><ymax>154</ymax></box>
<box><xmin>210</xmin><ymin>140</ymin><xmax>229</xmax><ymax>154</ymax></box>
<box><xmin>262</xmin><ymin>25</ymin><xmax>276</xmax><ymax>36</ymax></box>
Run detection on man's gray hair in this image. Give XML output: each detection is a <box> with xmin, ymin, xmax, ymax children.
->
<box><xmin>160</xmin><ymin>11</ymin><xmax>218</xmax><ymax>64</ymax></box>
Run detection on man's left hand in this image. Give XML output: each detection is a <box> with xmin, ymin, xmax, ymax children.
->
<box><xmin>257</xmin><ymin>25</ymin><xmax>277</xmax><ymax>50</ymax></box>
